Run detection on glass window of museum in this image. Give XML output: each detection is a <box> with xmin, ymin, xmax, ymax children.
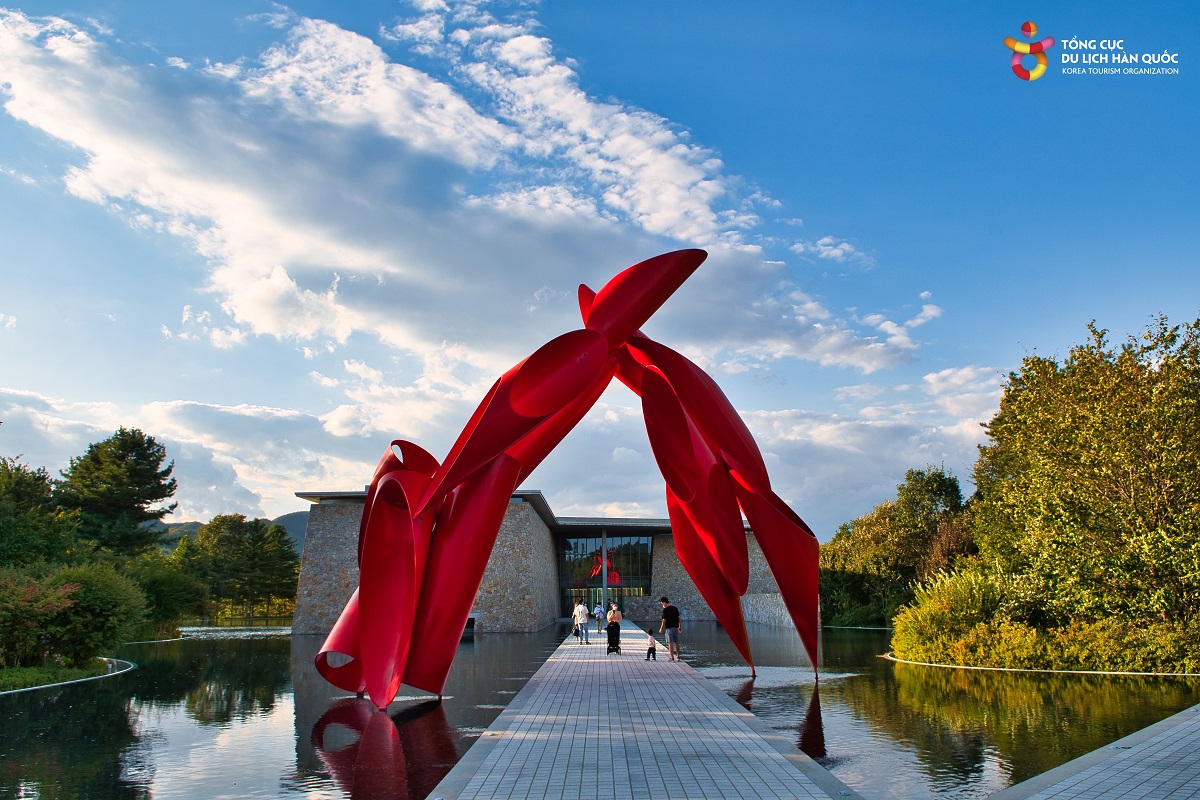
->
<box><xmin>558</xmin><ymin>532</ymin><xmax>653</xmax><ymax>615</ymax></box>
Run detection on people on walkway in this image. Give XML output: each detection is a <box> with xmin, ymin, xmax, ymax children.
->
<box><xmin>572</xmin><ymin>600</ymin><xmax>590</xmax><ymax>644</ymax></box>
<box><xmin>659</xmin><ymin>596</ymin><xmax>682</xmax><ymax>661</ymax></box>
<box><xmin>605</xmin><ymin>602</ymin><xmax>623</xmax><ymax>654</ymax></box>
<box><xmin>645</xmin><ymin>629</ymin><xmax>658</xmax><ymax>661</ymax></box>
<box><xmin>593</xmin><ymin>601</ymin><xmax>605</xmax><ymax>633</ymax></box>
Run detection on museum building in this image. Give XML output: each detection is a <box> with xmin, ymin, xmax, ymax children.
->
<box><xmin>292</xmin><ymin>489</ymin><xmax>795</xmax><ymax>635</ymax></box>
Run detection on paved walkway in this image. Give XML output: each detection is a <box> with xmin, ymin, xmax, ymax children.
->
<box><xmin>991</xmin><ymin>703</ymin><xmax>1200</xmax><ymax>799</ymax></box>
<box><xmin>428</xmin><ymin>621</ymin><xmax>858</xmax><ymax>800</ymax></box>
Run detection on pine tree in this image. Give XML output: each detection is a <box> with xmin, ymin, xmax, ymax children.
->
<box><xmin>56</xmin><ymin>427</ymin><xmax>177</xmax><ymax>554</ymax></box>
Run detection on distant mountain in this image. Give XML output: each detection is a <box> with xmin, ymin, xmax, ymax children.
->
<box><xmin>272</xmin><ymin>511</ymin><xmax>309</xmax><ymax>550</ymax></box>
<box><xmin>148</xmin><ymin>511</ymin><xmax>310</xmax><ymax>552</ymax></box>
<box><xmin>149</xmin><ymin>519</ymin><xmax>202</xmax><ymax>546</ymax></box>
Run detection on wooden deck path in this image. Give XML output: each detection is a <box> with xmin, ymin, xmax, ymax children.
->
<box><xmin>427</xmin><ymin>621</ymin><xmax>858</xmax><ymax>800</ymax></box>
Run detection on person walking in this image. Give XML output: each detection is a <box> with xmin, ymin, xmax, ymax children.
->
<box><xmin>593</xmin><ymin>601</ymin><xmax>605</xmax><ymax>634</ymax></box>
<box><xmin>572</xmin><ymin>599</ymin><xmax>590</xmax><ymax>644</ymax></box>
<box><xmin>658</xmin><ymin>596</ymin><xmax>682</xmax><ymax>661</ymax></box>
<box><xmin>644</xmin><ymin>629</ymin><xmax>658</xmax><ymax>661</ymax></box>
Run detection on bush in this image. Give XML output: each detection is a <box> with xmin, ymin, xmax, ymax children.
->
<box><xmin>0</xmin><ymin>567</ymin><xmax>77</xmax><ymax>668</ymax></box>
<box><xmin>890</xmin><ymin>566</ymin><xmax>1010</xmax><ymax>662</ymax></box>
<box><xmin>1046</xmin><ymin>620</ymin><xmax>1200</xmax><ymax>673</ymax></box>
<box><xmin>0</xmin><ymin>660</ymin><xmax>108</xmax><ymax>692</ymax></box>
<box><xmin>893</xmin><ymin>585</ymin><xmax>1200</xmax><ymax>673</ymax></box>
<box><xmin>124</xmin><ymin>556</ymin><xmax>208</xmax><ymax>625</ymax></box>
<box><xmin>44</xmin><ymin>563</ymin><xmax>146</xmax><ymax>666</ymax></box>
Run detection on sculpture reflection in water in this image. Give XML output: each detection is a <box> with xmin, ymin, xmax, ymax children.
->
<box><xmin>798</xmin><ymin>686</ymin><xmax>826</xmax><ymax>760</ymax></box>
<box><xmin>315</xmin><ymin>249</ymin><xmax>820</xmax><ymax>709</ymax></box>
<box><xmin>734</xmin><ymin>678</ymin><xmax>825</xmax><ymax>761</ymax></box>
<box><xmin>311</xmin><ymin>698</ymin><xmax>459</xmax><ymax>799</ymax></box>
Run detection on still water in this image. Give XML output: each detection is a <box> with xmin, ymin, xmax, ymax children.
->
<box><xmin>1</xmin><ymin>623</ymin><xmax>1197</xmax><ymax>799</ymax></box>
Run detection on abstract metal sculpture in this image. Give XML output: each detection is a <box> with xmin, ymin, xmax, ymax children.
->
<box><xmin>315</xmin><ymin>249</ymin><xmax>819</xmax><ymax>709</ymax></box>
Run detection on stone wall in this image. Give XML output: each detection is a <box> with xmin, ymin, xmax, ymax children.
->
<box><xmin>471</xmin><ymin>500</ymin><xmax>559</xmax><ymax>632</ymax></box>
<box><xmin>293</xmin><ymin>497</ymin><xmax>559</xmax><ymax>635</ymax></box>
<box><xmin>622</xmin><ymin>531</ymin><xmax>795</xmax><ymax>631</ymax></box>
<box><xmin>292</xmin><ymin>503</ymin><xmax>361</xmax><ymax>635</ymax></box>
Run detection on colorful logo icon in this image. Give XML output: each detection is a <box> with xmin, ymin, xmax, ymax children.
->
<box><xmin>1004</xmin><ymin>21</ymin><xmax>1056</xmax><ymax>81</ymax></box>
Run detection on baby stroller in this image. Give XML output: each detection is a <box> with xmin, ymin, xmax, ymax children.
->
<box><xmin>606</xmin><ymin>622</ymin><xmax>621</xmax><ymax>655</ymax></box>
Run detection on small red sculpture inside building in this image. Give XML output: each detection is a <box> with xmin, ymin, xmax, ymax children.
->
<box><xmin>315</xmin><ymin>249</ymin><xmax>819</xmax><ymax>709</ymax></box>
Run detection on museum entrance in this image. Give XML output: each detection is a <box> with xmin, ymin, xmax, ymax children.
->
<box><xmin>558</xmin><ymin>532</ymin><xmax>654</xmax><ymax>617</ymax></box>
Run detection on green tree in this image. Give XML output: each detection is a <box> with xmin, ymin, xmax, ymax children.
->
<box><xmin>44</xmin><ymin>563</ymin><xmax>147</xmax><ymax>665</ymax></box>
<box><xmin>0</xmin><ymin>456</ymin><xmax>79</xmax><ymax>565</ymax></box>
<box><xmin>187</xmin><ymin>514</ymin><xmax>299</xmax><ymax>617</ymax></box>
<box><xmin>125</xmin><ymin>551</ymin><xmax>209</xmax><ymax>625</ymax></box>
<box><xmin>819</xmin><ymin>466</ymin><xmax>967</xmax><ymax>624</ymax></box>
<box><xmin>246</xmin><ymin>521</ymin><xmax>300</xmax><ymax>615</ymax></box>
<box><xmin>894</xmin><ymin>316</ymin><xmax>1200</xmax><ymax>670</ymax></box>
<box><xmin>55</xmin><ymin>427</ymin><xmax>177</xmax><ymax>554</ymax></box>
<box><xmin>975</xmin><ymin>317</ymin><xmax>1200</xmax><ymax>625</ymax></box>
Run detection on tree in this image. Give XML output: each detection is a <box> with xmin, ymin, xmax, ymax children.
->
<box><xmin>185</xmin><ymin>514</ymin><xmax>300</xmax><ymax>617</ymax></box>
<box><xmin>893</xmin><ymin>316</ymin><xmax>1200</xmax><ymax>671</ymax></box>
<box><xmin>974</xmin><ymin>317</ymin><xmax>1200</xmax><ymax>625</ymax></box>
<box><xmin>0</xmin><ymin>456</ymin><xmax>79</xmax><ymax>566</ymax></box>
<box><xmin>55</xmin><ymin>427</ymin><xmax>177</xmax><ymax>554</ymax></box>
<box><xmin>125</xmin><ymin>552</ymin><xmax>209</xmax><ymax>625</ymax></box>
<box><xmin>819</xmin><ymin>466</ymin><xmax>967</xmax><ymax>624</ymax></box>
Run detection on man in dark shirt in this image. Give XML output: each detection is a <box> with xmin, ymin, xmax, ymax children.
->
<box><xmin>658</xmin><ymin>596</ymin><xmax>682</xmax><ymax>662</ymax></box>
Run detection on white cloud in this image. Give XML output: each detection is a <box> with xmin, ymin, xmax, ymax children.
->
<box><xmin>790</xmin><ymin>235</ymin><xmax>872</xmax><ymax>264</ymax></box>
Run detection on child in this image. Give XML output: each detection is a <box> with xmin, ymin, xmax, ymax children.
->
<box><xmin>645</xmin><ymin>629</ymin><xmax>657</xmax><ymax>661</ymax></box>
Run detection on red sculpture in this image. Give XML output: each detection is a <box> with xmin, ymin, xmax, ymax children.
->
<box><xmin>315</xmin><ymin>250</ymin><xmax>820</xmax><ymax>709</ymax></box>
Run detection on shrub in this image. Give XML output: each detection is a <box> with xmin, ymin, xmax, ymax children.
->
<box><xmin>890</xmin><ymin>566</ymin><xmax>1010</xmax><ymax>662</ymax></box>
<box><xmin>0</xmin><ymin>660</ymin><xmax>108</xmax><ymax>692</ymax></box>
<box><xmin>1046</xmin><ymin>620</ymin><xmax>1200</xmax><ymax>673</ymax></box>
<box><xmin>0</xmin><ymin>567</ymin><xmax>77</xmax><ymax>668</ymax></box>
<box><xmin>124</xmin><ymin>556</ymin><xmax>208</xmax><ymax>625</ymax></box>
<box><xmin>43</xmin><ymin>563</ymin><xmax>146</xmax><ymax>666</ymax></box>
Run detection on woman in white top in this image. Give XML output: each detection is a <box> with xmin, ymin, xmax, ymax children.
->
<box><xmin>572</xmin><ymin>600</ymin><xmax>590</xmax><ymax>644</ymax></box>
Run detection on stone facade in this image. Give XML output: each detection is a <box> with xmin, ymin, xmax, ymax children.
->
<box><xmin>293</xmin><ymin>491</ymin><xmax>797</xmax><ymax>636</ymax></box>
<box><xmin>292</xmin><ymin>502</ymin><xmax>362</xmax><ymax>635</ymax></box>
<box><xmin>622</xmin><ymin>532</ymin><xmax>790</xmax><ymax>628</ymax></box>
<box><xmin>471</xmin><ymin>500</ymin><xmax>559</xmax><ymax>632</ymax></box>
<box><xmin>293</xmin><ymin>495</ymin><xmax>560</xmax><ymax>635</ymax></box>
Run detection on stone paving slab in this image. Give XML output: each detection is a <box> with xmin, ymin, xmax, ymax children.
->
<box><xmin>990</xmin><ymin>704</ymin><xmax>1200</xmax><ymax>800</ymax></box>
<box><xmin>428</xmin><ymin>621</ymin><xmax>858</xmax><ymax>800</ymax></box>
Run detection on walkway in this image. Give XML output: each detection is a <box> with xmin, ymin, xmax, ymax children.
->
<box><xmin>992</xmin><ymin>702</ymin><xmax>1200</xmax><ymax>799</ymax></box>
<box><xmin>427</xmin><ymin>621</ymin><xmax>858</xmax><ymax>800</ymax></box>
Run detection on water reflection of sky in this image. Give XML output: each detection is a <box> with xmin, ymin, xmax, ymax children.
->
<box><xmin>124</xmin><ymin>694</ymin><xmax>299</xmax><ymax>799</ymax></box>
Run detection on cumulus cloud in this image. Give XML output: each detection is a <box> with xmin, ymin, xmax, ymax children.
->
<box><xmin>790</xmin><ymin>235</ymin><xmax>872</xmax><ymax>264</ymax></box>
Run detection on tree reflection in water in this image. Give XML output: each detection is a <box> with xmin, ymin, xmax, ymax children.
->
<box><xmin>889</xmin><ymin>662</ymin><xmax>1200</xmax><ymax>786</ymax></box>
<box><xmin>130</xmin><ymin>636</ymin><xmax>293</xmax><ymax>725</ymax></box>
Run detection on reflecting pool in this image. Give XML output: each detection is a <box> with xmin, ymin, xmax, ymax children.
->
<box><xmin>1</xmin><ymin>624</ymin><xmax>1196</xmax><ymax>799</ymax></box>
<box><xmin>688</xmin><ymin>623</ymin><xmax>1200</xmax><ymax>799</ymax></box>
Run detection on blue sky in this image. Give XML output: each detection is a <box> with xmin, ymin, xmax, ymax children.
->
<box><xmin>1</xmin><ymin>1</ymin><xmax>1195</xmax><ymax>539</ymax></box>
